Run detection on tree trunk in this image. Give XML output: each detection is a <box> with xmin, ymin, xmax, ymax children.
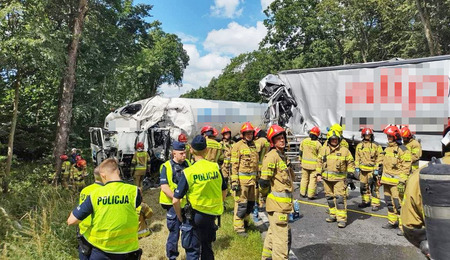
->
<box><xmin>415</xmin><ymin>0</ymin><xmax>440</xmax><ymax>56</ymax></box>
<box><xmin>3</xmin><ymin>73</ymin><xmax>20</xmax><ymax>193</ymax></box>
<box><xmin>53</xmin><ymin>0</ymin><xmax>88</xmax><ymax>183</ymax></box>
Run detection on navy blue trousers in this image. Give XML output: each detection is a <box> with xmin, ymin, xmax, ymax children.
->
<box><xmin>166</xmin><ymin>206</ymin><xmax>182</xmax><ymax>259</ymax></box>
<box><xmin>182</xmin><ymin>211</ymin><xmax>217</xmax><ymax>260</ymax></box>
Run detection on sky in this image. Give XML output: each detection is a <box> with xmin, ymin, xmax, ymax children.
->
<box><xmin>135</xmin><ymin>0</ymin><xmax>275</xmax><ymax>97</ymax></box>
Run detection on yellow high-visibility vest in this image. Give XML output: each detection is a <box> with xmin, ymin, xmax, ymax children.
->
<box><xmin>78</xmin><ymin>182</ymin><xmax>103</xmax><ymax>235</ymax></box>
<box><xmin>159</xmin><ymin>160</ymin><xmax>191</xmax><ymax>207</ymax></box>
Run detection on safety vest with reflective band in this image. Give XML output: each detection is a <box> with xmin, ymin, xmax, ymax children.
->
<box><xmin>405</xmin><ymin>139</ymin><xmax>422</xmax><ymax>171</ymax></box>
<box><xmin>61</xmin><ymin>161</ymin><xmax>71</xmax><ymax>176</ymax></box>
<box><xmin>205</xmin><ymin>138</ymin><xmax>223</xmax><ymax>163</ymax></box>
<box><xmin>231</xmin><ymin>140</ymin><xmax>259</xmax><ymax>185</ymax></box>
<box><xmin>260</xmin><ymin>149</ymin><xmax>294</xmax><ymax>213</ymax></box>
<box><xmin>317</xmin><ymin>145</ymin><xmax>355</xmax><ymax>181</ymax></box>
<box><xmin>183</xmin><ymin>159</ymin><xmax>224</xmax><ymax>215</ymax></box>
<box><xmin>355</xmin><ymin>141</ymin><xmax>384</xmax><ymax>171</ymax></box>
<box><xmin>380</xmin><ymin>143</ymin><xmax>411</xmax><ymax>185</ymax></box>
<box><xmin>85</xmin><ymin>182</ymin><xmax>139</xmax><ymax>254</ymax></box>
<box><xmin>78</xmin><ymin>182</ymin><xmax>103</xmax><ymax>235</ymax></box>
<box><xmin>299</xmin><ymin>137</ymin><xmax>322</xmax><ymax>170</ymax></box>
<box><xmin>132</xmin><ymin>151</ymin><xmax>149</xmax><ymax>170</ymax></box>
<box><xmin>159</xmin><ymin>159</ymin><xmax>191</xmax><ymax>207</ymax></box>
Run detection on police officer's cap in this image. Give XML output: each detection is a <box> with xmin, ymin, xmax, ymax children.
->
<box><xmin>191</xmin><ymin>135</ymin><xmax>207</xmax><ymax>151</ymax></box>
<box><xmin>172</xmin><ymin>141</ymin><xmax>185</xmax><ymax>151</ymax></box>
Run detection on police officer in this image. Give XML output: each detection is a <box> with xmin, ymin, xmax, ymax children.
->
<box><xmin>131</xmin><ymin>142</ymin><xmax>150</xmax><ymax>188</ymax></box>
<box><xmin>259</xmin><ymin>125</ymin><xmax>294</xmax><ymax>260</ymax></box>
<box><xmin>299</xmin><ymin>126</ymin><xmax>322</xmax><ymax>200</ymax></box>
<box><xmin>60</xmin><ymin>154</ymin><xmax>71</xmax><ymax>189</ymax></box>
<box><xmin>317</xmin><ymin>130</ymin><xmax>355</xmax><ymax>228</ymax></box>
<box><xmin>201</xmin><ymin>126</ymin><xmax>223</xmax><ymax>163</ymax></box>
<box><xmin>231</xmin><ymin>122</ymin><xmax>259</xmax><ymax>236</ymax></box>
<box><xmin>159</xmin><ymin>141</ymin><xmax>191</xmax><ymax>260</ymax></box>
<box><xmin>77</xmin><ymin>166</ymin><xmax>103</xmax><ymax>259</ymax></box>
<box><xmin>380</xmin><ymin>125</ymin><xmax>411</xmax><ymax>229</ymax></box>
<box><xmin>71</xmin><ymin>159</ymin><xmax>87</xmax><ymax>191</ymax></box>
<box><xmin>220</xmin><ymin>127</ymin><xmax>234</xmax><ymax>184</ymax></box>
<box><xmin>172</xmin><ymin>135</ymin><xmax>227</xmax><ymax>260</ymax></box>
<box><xmin>67</xmin><ymin>158</ymin><xmax>142</xmax><ymax>259</ymax></box>
<box><xmin>401</xmin><ymin>126</ymin><xmax>422</xmax><ymax>172</ymax></box>
<box><xmin>355</xmin><ymin>128</ymin><xmax>384</xmax><ymax>211</ymax></box>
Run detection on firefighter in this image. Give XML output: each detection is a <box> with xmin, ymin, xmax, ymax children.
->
<box><xmin>159</xmin><ymin>141</ymin><xmax>191</xmax><ymax>259</ymax></box>
<box><xmin>220</xmin><ymin>126</ymin><xmax>234</xmax><ymax>184</ymax></box>
<box><xmin>77</xmin><ymin>166</ymin><xmax>103</xmax><ymax>259</ymax></box>
<box><xmin>70</xmin><ymin>148</ymin><xmax>82</xmax><ymax>165</ymax></box>
<box><xmin>60</xmin><ymin>154</ymin><xmax>72</xmax><ymax>189</ymax></box>
<box><xmin>254</xmin><ymin>127</ymin><xmax>270</xmax><ymax>210</ymax></box>
<box><xmin>323</xmin><ymin>124</ymin><xmax>349</xmax><ymax>149</ymax></box>
<box><xmin>260</xmin><ymin>125</ymin><xmax>294</xmax><ymax>260</ymax></box>
<box><xmin>401</xmin><ymin>126</ymin><xmax>422</xmax><ymax>172</ymax></box>
<box><xmin>178</xmin><ymin>133</ymin><xmax>192</xmax><ymax>163</ymax></box>
<box><xmin>67</xmin><ymin>158</ymin><xmax>142</xmax><ymax>259</ymax></box>
<box><xmin>131</xmin><ymin>142</ymin><xmax>150</xmax><ymax>188</ymax></box>
<box><xmin>201</xmin><ymin>125</ymin><xmax>223</xmax><ymax>163</ymax></box>
<box><xmin>316</xmin><ymin>130</ymin><xmax>355</xmax><ymax>228</ymax></box>
<box><xmin>231</xmin><ymin>122</ymin><xmax>259</xmax><ymax>236</ymax></box>
<box><xmin>71</xmin><ymin>159</ymin><xmax>87</xmax><ymax>191</ymax></box>
<box><xmin>380</xmin><ymin>125</ymin><xmax>412</xmax><ymax>229</ymax></box>
<box><xmin>137</xmin><ymin>202</ymin><xmax>153</xmax><ymax>239</ymax></box>
<box><xmin>355</xmin><ymin>128</ymin><xmax>384</xmax><ymax>211</ymax></box>
<box><xmin>172</xmin><ymin>135</ymin><xmax>227</xmax><ymax>259</ymax></box>
<box><xmin>299</xmin><ymin>126</ymin><xmax>322</xmax><ymax>200</ymax></box>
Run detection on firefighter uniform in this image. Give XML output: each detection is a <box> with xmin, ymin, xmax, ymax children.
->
<box><xmin>205</xmin><ymin>137</ymin><xmax>223</xmax><ymax>163</ymax></box>
<box><xmin>404</xmin><ymin>138</ymin><xmax>422</xmax><ymax>172</ymax></box>
<box><xmin>131</xmin><ymin>149</ymin><xmax>150</xmax><ymax>188</ymax></box>
<box><xmin>255</xmin><ymin>136</ymin><xmax>270</xmax><ymax>208</ymax></box>
<box><xmin>317</xmin><ymin>133</ymin><xmax>355</xmax><ymax>227</ymax></box>
<box><xmin>71</xmin><ymin>163</ymin><xmax>87</xmax><ymax>191</ymax></box>
<box><xmin>355</xmin><ymin>140</ymin><xmax>384</xmax><ymax>208</ymax></box>
<box><xmin>299</xmin><ymin>137</ymin><xmax>322</xmax><ymax>198</ymax></box>
<box><xmin>231</xmin><ymin>138</ymin><xmax>259</xmax><ymax>233</ymax></box>
<box><xmin>137</xmin><ymin>202</ymin><xmax>153</xmax><ymax>239</ymax></box>
<box><xmin>323</xmin><ymin>139</ymin><xmax>349</xmax><ymax>149</ymax></box>
<box><xmin>220</xmin><ymin>138</ymin><xmax>234</xmax><ymax>181</ymax></box>
<box><xmin>61</xmin><ymin>159</ymin><xmax>72</xmax><ymax>189</ymax></box>
<box><xmin>380</xmin><ymin>126</ymin><xmax>412</xmax><ymax>228</ymax></box>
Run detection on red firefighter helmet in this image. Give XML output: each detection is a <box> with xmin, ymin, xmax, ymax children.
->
<box><xmin>361</xmin><ymin>127</ymin><xmax>373</xmax><ymax>137</ymax></box>
<box><xmin>178</xmin><ymin>133</ymin><xmax>188</xmax><ymax>143</ymax></box>
<box><xmin>213</xmin><ymin>128</ymin><xmax>218</xmax><ymax>137</ymax></box>
<box><xmin>400</xmin><ymin>126</ymin><xmax>412</xmax><ymax>138</ymax></box>
<box><xmin>254</xmin><ymin>127</ymin><xmax>261</xmax><ymax>137</ymax></box>
<box><xmin>201</xmin><ymin>125</ymin><xmax>213</xmax><ymax>135</ymax></box>
<box><xmin>75</xmin><ymin>155</ymin><xmax>82</xmax><ymax>161</ymax></box>
<box><xmin>267</xmin><ymin>125</ymin><xmax>286</xmax><ymax>147</ymax></box>
<box><xmin>77</xmin><ymin>159</ymin><xmax>87</xmax><ymax>168</ymax></box>
<box><xmin>240</xmin><ymin>122</ymin><xmax>255</xmax><ymax>134</ymax></box>
<box><xmin>310</xmin><ymin>126</ymin><xmax>320</xmax><ymax>137</ymax></box>
<box><xmin>60</xmin><ymin>154</ymin><xmax>68</xmax><ymax>161</ymax></box>
<box><xmin>221</xmin><ymin>126</ymin><xmax>231</xmax><ymax>135</ymax></box>
<box><xmin>136</xmin><ymin>142</ymin><xmax>144</xmax><ymax>149</ymax></box>
<box><xmin>384</xmin><ymin>125</ymin><xmax>401</xmax><ymax>140</ymax></box>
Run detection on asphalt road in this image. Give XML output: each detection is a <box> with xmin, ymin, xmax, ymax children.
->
<box><xmin>259</xmin><ymin>182</ymin><xmax>426</xmax><ymax>260</ymax></box>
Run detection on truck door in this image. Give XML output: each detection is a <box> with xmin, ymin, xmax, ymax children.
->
<box><xmin>89</xmin><ymin>127</ymin><xmax>105</xmax><ymax>166</ymax></box>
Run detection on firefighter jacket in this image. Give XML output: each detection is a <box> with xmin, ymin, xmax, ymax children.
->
<box><xmin>61</xmin><ymin>161</ymin><xmax>71</xmax><ymax>176</ymax></box>
<box><xmin>220</xmin><ymin>139</ymin><xmax>234</xmax><ymax>177</ymax></box>
<box><xmin>231</xmin><ymin>139</ymin><xmax>259</xmax><ymax>186</ymax></box>
<box><xmin>260</xmin><ymin>149</ymin><xmax>294</xmax><ymax>214</ymax></box>
<box><xmin>404</xmin><ymin>139</ymin><xmax>422</xmax><ymax>171</ymax></box>
<box><xmin>255</xmin><ymin>137</ymin><xmax>270</xmax><ymax>170</ymax></box>
<box><xmin>323</xmin><ymin>139</ymin><xmax>349</xmax><ymax>149</ymax></box>
<box><xmin>299</xmin><ymin>137</ymin><xmax>322</xmax><ymax>171</ymax></box>
<box><xmin>355</xmin><ymin>141</ymin><xmax>384</xmax><ymax>172</ymax></box>
<box><xmin>205</xmin><ymin>137</ymin><xmax>223</xmax><ymax>163</ymax></box>
<box><xmin>137</xmin><ymin>202</ymin><xmax>153</xmax><ymax>239</ymax></box>
<box><xmin>401</xmin><ymin>152</ymin><xmax>450</xmax><ymax>229</ymax></box>
<box><xmin>316</xmin><ymin>145</ymin><xmax>355</xmax><ymax>181</ymax></box>
<box><xmin>380</xmin><ymin>142</ymin><xmax>412</xmax><ymax>185</ymax></box>
<box><xmin>132</xmin><ymin>151</ymin><xmax>150</xmax><ymax>171</ymax></box>
<box><xmin>71</xmin><ymin>165</ymin><xmax>86</xmax><ymax>183</ymax></box>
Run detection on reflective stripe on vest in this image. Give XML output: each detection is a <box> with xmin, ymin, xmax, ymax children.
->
<box><xmin>267</xmin><ymin>191</ymin><xmax>293</xmax><ymax>203</ymax></box>
<box><xmin>85</xmin><ymin>182</ymin><xmax>139</xmax><ymax>254</ymax></box>
<box><xmin>301</xmin><ymin>158</ymin><xmax>317</xmax><ymax>165</ymax></box>
<box><xmin>159</xmin><ymin>160</ymin><xmax>190</xmax><ymax>207</ymax></box>
<box><xmin>184</xmin><ymin>160</ymin><xmax>224</xmax><ymax>215</ymax></box>
<box><xmin>381</xmin><ymin>172</ymin><xmax>400</xmax><ymax>184</ymax></box>
<box><xmin>360</xmin><ymin>163</ymin><xmax>376</xmax><ymax>171</ymax></box>
<box><xmin>78</xmin><ymin>183</ymin><xmax>103</xmax><ymax>235</ymax></box>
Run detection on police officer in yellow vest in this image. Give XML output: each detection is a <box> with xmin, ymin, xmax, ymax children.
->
<box><xmin>77</xmin><ymin>166</ymin><xmax>103</xmax><ymax>260</ymax></box>
<box><xmin>132</xmin><ymin>142</ymin><xmax>150</xmax><ymax>188</ymax></box>
<box><xmin>173</xmin><ymin>135</ymin><xmax>227</xmax><ymax>260</ymax></box>
<box><xmin>260</xmin><ymin>125</ymin><xmax>295</xmax><ymax>260</ymax></box>
<box><xmin>67</xmin><ymin>159</ymin><xmax>142</xmax><ymax>259</ymax></box>
<box><xmin>159</xmin><ymin>141</ymin><xmax>191</xmax><ymax>260</ymax></box>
